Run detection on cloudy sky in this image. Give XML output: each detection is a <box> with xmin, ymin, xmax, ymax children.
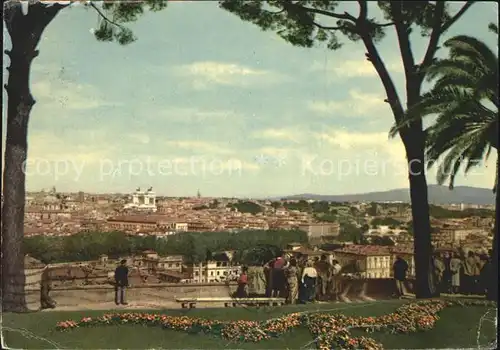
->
<box><xmin>2</xmin><ymin>1</ymin><xmax>498</xmax><ymax>197</ymax></box>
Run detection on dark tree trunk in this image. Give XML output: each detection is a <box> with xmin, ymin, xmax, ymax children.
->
<box><xmin>2</xmin><ymin>2</ymin><xmax>65</xmax><ymax>312</ymax></box>
<box><xmin>404</xmin><ymin>138</ymin><xmax>435</xmax><ymax>298</ymax></box>
<box><xmin>360</xmin><ymin>25</ymin><xmax>436</xmax><ymax>299</ymax></box>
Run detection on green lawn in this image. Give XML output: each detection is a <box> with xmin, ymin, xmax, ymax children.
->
<box><xmin>2</xmin><ymin>299</ymin><xmax>496</xmax><ymax>349</ymax></box>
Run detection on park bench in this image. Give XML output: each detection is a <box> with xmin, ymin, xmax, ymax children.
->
<box><xmin>175</xmin><ymin>297</ymin><xmax>286</xmax><ymax>309</ymax></box>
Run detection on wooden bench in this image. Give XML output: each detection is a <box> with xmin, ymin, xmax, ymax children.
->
<box><xmin>175</xmin><ymin>297</ymin><xmax>286</xmax><ymax>309</ymax></box>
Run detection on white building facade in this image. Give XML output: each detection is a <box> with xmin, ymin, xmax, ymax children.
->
<box><xmin>124</xmin><ymin>187</ymin><xmax>157</xmax><ymax>212</ymax></box>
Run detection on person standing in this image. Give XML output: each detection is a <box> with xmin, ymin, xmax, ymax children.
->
<box><xmin>263</xmin><ymin>259</ymin><xmax>274</xmax><ymax>297</ymax></box>
<box><xmin>331</xmin><ymin>260</ymin><xmax>342</xmax><ymax>301</ymax></box>
<box><xmin>479</xmin><ymin>254</ymin><xmax>491</xmax><ymax>296</ymax></box>
<box><xmin>442</xmin><ymin>252</ymin><xmax>452</xmax><ymax>294</ymax></box>
<box><xmin>432</xmin><ymin>254</ymin><xmax>445</xmax><ymax>296</ymax></box>
<box><xmin>114</xmin><ymin>259</ymin><xmax>129</xmax><ymax>305</ymax></box>
<box><xmin>236</xmin><ymin>266</ymin><xmax>249</xmax><ymax>297</ymax></box>
<box><xmin>449</xmin><ymin>252</ymin><xmax>462</xmax><ymax>294</ymax></box>
<box><xmin>314</xmin><ymin>254</ymin><xmax>331</xmax><ymax>301</ymax></box>
<box><xmin>272</xmin><ymin>255</ymin><xmax>286</xmax><ymax>297</ymax></box>
<box><xmin>40</xmin><ymin>266</ymin><xmax>56</xmax><ymax>309</ymax></box>
<box><xmin>392</xmin><ymin>256</ymin><xmax>408</xmax><ymax>298</ymax></box>
<box><xmin>297</xmin><ymin>256</ymin><xmax>307</xmax><ymax>303</ymax></box>
<box><xmin>285</xmin><ymin>258</ymin><xmax>299</xmax><ymax>304</ymax></box>
<box><xmin>301</xmin><ymin>260</ymin><xmax>318</xmax><ymax>303</ymax></box>
<box><xmin>463</xmin><ymin>251</ymin><xmax>480</xmax><ymax>295</ymax></box>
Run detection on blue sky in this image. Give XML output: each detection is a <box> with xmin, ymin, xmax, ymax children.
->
<box><xmin>2</xmin><ymin>1</ymin><xmax>499</xmax><ymax>197</ymax></box>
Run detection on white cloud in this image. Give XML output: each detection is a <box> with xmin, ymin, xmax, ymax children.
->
<box><xmin>315</xmin><ymin>129</ymin><xmax>398</xmax><ymax>151</ymax></box>
<box><xmin>31</xmin><ymin>80</ymin><xmax>118</xmax><ymax>111</ymax></box>
<box><xmin>312</xmin><ymin>128</ymin><xmax>497</xmax><ymax>189</ymax></box>
<box><xmin>251</xmin><ymin>128</ymin><xmax>303</xmax><ymax>143</ymax></box>
<box><xmin>171</xmin><ymin>61</ymin><xmax>286</xmax><ymax>89</ymax></box>
<box><xmin>165</xmin><ymin>140</ymin><xmax>233</xmax><ymax>155</ymax></box>
<box><xmin>308</xmin><ymin>89</ymin><xmax>390</xmax><ymax>117</ymax></box>
<box><xmin>127</xmin><ymin>133</ymin><xmax>151</xmax><ymax>144</ymax></box>
<box><xmin>27</xmin><ymin>131</ymin><xmax>114</xmax><ymax>163</ymax></box>
<box><xmin>310</xmin><ymin>58</ymin><xmax>403</xmax><ymax>78</ymax></box>
<box><xmin>157</xmin><ymin>107</ymin><xmax>242</xmax><ymax>123</ymax></box>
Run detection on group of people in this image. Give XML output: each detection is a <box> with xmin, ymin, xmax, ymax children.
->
<box><xmin>236</xmin><ymin>254</ymin><xmax>343</xmax><ymax>304</ymax></box>
<box><xmin>432</xmin><ymin>250</ymin><xmax>493</xmax><ymax>296</ymax></box>
<box><xmin>392</xmin><ymin>249</ymin><xmax>494</xmax><ymax>298</ymax></box>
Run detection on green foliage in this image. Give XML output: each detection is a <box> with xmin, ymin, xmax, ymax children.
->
<box><xmin>314</xmin><ymin>213</ymin><xmax>337</xmax><ymax>222</ymax></box>
<box><xmin>429</xmin><ymin>205</ymin><xmax>495</xmax><ymax>219</ymax></box>
<box><xmin>270</xmin><ymin>201</ymin><xmax>281</xmax><ymax>209</ymax></box>
<box><xmin>23</xmin><ymin>229</ymin><xmax>307</xmax><ymax>264</ymax></box>
<box><xmin>378</xmin><ymin>1</ymin><xmax>451</xmax><ymax>36</ymax></box>
<box><xmin>227</xmin><ymin>201</ymin><xmax>263</xmax><ymax>214</ymax></box>
<box><xmin>91</xmin><ymin>0</ymin><xmax>168</xmax><ymax>45</ymax></box>
<box><xmin>391</xmin><ymin>30</ymin><xmax>498</xmax><ymax>190</ymax></box>
<box><xmin>366</xmin><ymin>202</ymin><xmax>378</xmax><ymax>216</ymax></box>
<box><xmin>283</xmin><ymin>200</ymin><xmax>310</xmax><ymax>212</ymax></box>
<box><xmin>338</xmin><ymin>223</ymin><xmax>363</xmax><ymax>242</ymax></box>
<box><xmin>371</xmin><ymin>217</ymin><xmax>404</xmax><ymax>227</ymax></box>
<box><xmin>311</xmin><ymin>201</ymin><xmax>330</xmax><ymax>213</ymax></box>
<box><xmin>219</xmin><ymin>1</ymin><xmax>464</xmax><ymax>52</ymax></box>
<box><xmin>193</xmin><ymin>205</ymin><xmax>209</xmax><ymax>210</ymax></box>
<box><xmin>240</xmin><ymin>244</ymin><xmax>282</xmax><ymax>266</ymax></box>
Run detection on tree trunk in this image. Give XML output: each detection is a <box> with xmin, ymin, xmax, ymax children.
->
<box><xmin>2</xmin><ymin>2</ymin><xmax>65</xmax><ymax>312</ymax></box>
<box><xmin>359</xmin><ymin>29</ymin><xmax>436</xmax><ymax>299</ymax></box>
<box><xmin>405</xmin><ymin>143</ymin><xmax>435</xmax><ymax>299</ymax></box>
<box><xmin>405</xmin><ymin>78</ymin><xmax>436</xmax><ymax>299</ymax></box>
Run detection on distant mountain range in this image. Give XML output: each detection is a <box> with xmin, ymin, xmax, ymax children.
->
<box><xmin>278</xmin><ymin>185</ymin><xmax>495</xmax><ymax>205</ymax></box>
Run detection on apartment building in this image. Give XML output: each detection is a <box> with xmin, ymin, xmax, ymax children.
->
<box><xmin>299</xmin><ymin>222</ymin><xmax>340</xmax><ymax>245</ymax></box>
<box><xmin>189</xmin><ymin>260</ymin><xmax>241</xmax><ymax>283</ymax></box>
<box><xmin>107</xmin><ymin>215</ymin><xmax>188</xmax><ymax>233</ymax></box>
<box><xmin>333</xmin><ymin>246</ymin><xmax>392</xmax><ymax>278</ymax></box>
<box><xmin>130</xmin><ymin>250</ymin><xmax>184</xmax><ymax>273</ymax></box>
<box><xmin>433</xmin><ymin>227</ymin><xmax>488</xmax><ymax>245</ymax></box>
<box><xmin>333</xmin><ymin>245</ymin><xmax>415</xmax><ymax>279</ymax></box>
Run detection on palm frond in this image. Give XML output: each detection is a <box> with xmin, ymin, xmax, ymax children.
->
<box><xmin>392</xmin><ymin>33</ymin><xmax>498</xmax><ymax>190</ymax></box>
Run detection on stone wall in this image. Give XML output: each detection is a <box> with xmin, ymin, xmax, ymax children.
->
<box><xmin>24</xmin><ymin>278</ymin><xmax>414</xmax><ymax>310</ymax></box>
<box><xmin>25</xmin><ymin>283</ymin><xmax>238</xmax><ymax>310</ymax></box>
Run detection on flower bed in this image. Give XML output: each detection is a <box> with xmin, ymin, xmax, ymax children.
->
<box><xmin>56</xmin><ymin>299</ymin><xmax>495</xmax><ymax>349</ymax></box>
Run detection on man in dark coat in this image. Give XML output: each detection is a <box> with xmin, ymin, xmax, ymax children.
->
<box><xmin>114</xmin><ymin>259</ymin><xmax>129</xmax><ymax>305</ymax></box>
<box><xmin>40</xmin><ymin>267</ymin><xmax>56</xmax><ymax>309</ymax></box>
<box><xmin>314</xmin><ymin>254</ymin><xmax>331</xmax><ymax>301</ymax></box>
<box><xmin>393</xmin><ymin>256</ymin><xmax>409</xmax><ymax>298</ymax></box>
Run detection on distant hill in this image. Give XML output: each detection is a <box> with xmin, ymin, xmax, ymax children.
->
<box><xmin>279</xmin><ymin>185</ymin><xmax>495</xmax><ymax>205</ymax></box>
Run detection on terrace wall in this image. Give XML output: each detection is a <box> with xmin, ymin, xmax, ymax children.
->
<box><xmin>24</xmin><ymin>278</ymin><xmax>415</xmax><ymax>310</ymax></box>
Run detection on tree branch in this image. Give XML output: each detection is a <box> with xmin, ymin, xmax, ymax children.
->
<box><xmin>377</xmin><ymin>22</ymin><xmax>395</xmax><ymax>28</ymax></box>
<box><xmin>390</xmin><ymin>2</ymin><xmax>419</xmax><ymax>106</ymax></box>
<box><xmin>289</xmin><ymin>3</ymin><xmax>357</xmax><ymax>23</ymax></box>
<box><xmin>311</xmin><ymin>22</ymin><xmax>344</xmax><ymax>31</ymax></box>
<box><xmin>420</xmin><ymin>1</ymin><xmax>446</xmax><ymax>71</ymax></box>
<box><xmin>90</xmin><ymin>2</ymin><xmax>125</xmax><ymax>29</ymax></box>
<box><xmin>355</xmin><ymin>1</ymin><xmax>407</xmax><ymax>135</ymax></box>
<box><xmin>357</xmin><ymin>0</ymin><xmax>367</xmax><ymax>22</ymax></box>
<box><xmin>441</xmin><ymin>1</ymin><xmax>476</xmax><ymax>33</ymax></box>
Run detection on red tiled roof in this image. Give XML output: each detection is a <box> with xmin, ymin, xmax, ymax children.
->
<box><xmin>334</xmin><ymin>245</ymin><xmax>391</xmax><ymax>256</ymax></box>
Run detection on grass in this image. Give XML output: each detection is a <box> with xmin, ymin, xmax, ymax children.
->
<box><xmin>2</xmin><ymin>299</ymin><xmax>496</xmax><ymax>349</ymax></box>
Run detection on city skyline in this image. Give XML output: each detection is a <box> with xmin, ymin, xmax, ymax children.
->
<box><xmin>2</xmin><ymin>1</ymin><xmax>498</xmax><ymax>198</ymax></box>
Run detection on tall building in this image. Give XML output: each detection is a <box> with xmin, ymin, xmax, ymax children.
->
<box><xmin>77</xmin><ymin>191</ymin><xmax>85</xmax><ymax>202</ymax></box>
<box><xmin>124</xmin><ymin>187</ymin><xmax>157</xmax><ymax>212</ymax></box>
